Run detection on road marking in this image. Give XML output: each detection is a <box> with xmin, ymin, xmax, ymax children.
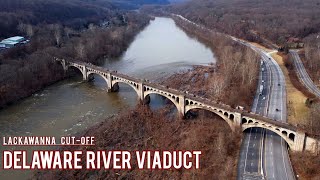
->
<box><xmin>260</xmin><ymin>129</ymin><xmax>265</xmax><ymax>177</ymax></box>
<box><xmin>264</xmin><ymin>130</ymin><xmax>268</xmax><ymax>179</ymax></box>
<box><xmin>244</xmin><ymin>128</ymin><xmax>253</xmax><ymax>172</ymax></box>
<box><xmin>281</xmin><ymin>138</ymin><xmax>289</xmax><ymax>180</ymax></box>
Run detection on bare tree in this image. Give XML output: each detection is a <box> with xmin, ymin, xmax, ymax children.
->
<box><xmin>17</xmin><ymin>23</ymin><xmax>34</xmax><ymax>38</ymax></box>
<box><xmin>308</xmin><ymin>104</ymin><xmax>320</xmax><ymax>135</ymax></box>
<box><xmin>52</xmin><ymin>24</ymin><xmax>62</xmax><ymax>47</ymax></box>
<box><xmin>76</xmin><ymin>41</ymin><xmax>86</xmax><ymax>60</ymax></box>
<box><xmin>26</xmin><ymin>24</ymin><xmax>34</xmax><ymax>38</ymax></box>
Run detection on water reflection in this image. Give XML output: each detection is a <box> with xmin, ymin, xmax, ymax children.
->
<box><xmin>0</xmin><ymin>17</ymin><xmax>215</xmax><ymax>179</ymax></box>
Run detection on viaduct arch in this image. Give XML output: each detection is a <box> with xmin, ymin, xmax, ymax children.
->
<box><xmin>53</xmin><ymin>58</ymin><xmax>320</xmax><ymax>153</ymax></box>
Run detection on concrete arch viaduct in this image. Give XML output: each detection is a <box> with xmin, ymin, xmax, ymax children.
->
<box><xmin>55</xmin><ymin>58</ymin><xmax>319</xmax><ymax>153</ymax></box>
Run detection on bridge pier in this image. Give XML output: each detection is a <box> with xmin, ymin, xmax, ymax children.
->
<box><xmin>61</xmin><ymin>59</ymin><xmax>68</xmax><ymax>72</ymax></box>
<box><xmin>52</xmin><ymin>58</ymin><xmax>320</xmax><ymax>153</ymax></box>
<box><xmin>178</xmin><ymin>95</ymin><xmax>186</xmax><ymax>119</ymax></box>
<box><xmin>233</xmin><ymin>112</ymin><xmax>242</xmax><ymax>128</ymax></box>
<box><xmin>292</xmin><ymin>131</ymin><xmax>306</xmax><ymax>152</ymax></box>
<box><xmin>137</xmin><ymin>82</ymin><xmax>150</xmax><ymax>104</ymax></box>
<box><xmin>106</xmin><ymin>73</ymin><xmax>119</xmax><ymax>92</ymax></box>
<box><xmin>82</xmin><ymin>66</ymin><xmax>88</xmax><ymax>81</ymax></box>
<box><xmin>138</xmin><ymin>82</ymin><xmax>145</xmax><ymax>102</ymax></box>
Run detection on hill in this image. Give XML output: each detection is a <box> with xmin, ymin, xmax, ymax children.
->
<box><xmin>168</xmin><ymin>0</ymin><xmax>320</xmax><ymax>46</ymax></box>
<box><xmin>0</xmin><ymin>0</ymin><xmax>169</xmax><ymax>38</ymax></box>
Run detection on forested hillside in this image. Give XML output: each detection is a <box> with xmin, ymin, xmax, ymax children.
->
<box><xmin>104</xmin><ymin>0</ymin><xmax>169</xmax><ymax>8</ymax></box>
<box><xmin>168</xmin><ymin>0</ymin><xmax>320</xmax><ymax>46</ymax></box>
<box><xmin>0</xmin><ymin>0</ymin><xmax>169</xmax><ymax>38</ymax></box>
<box><xmin>0</xmin><ymin>0</ymin><xmax>111</xmax><ymax>38</ymax></box>
<box><xmin>0</xmin><ymin>0</ymin><xmax>156</xmax><ymax>108</ymax></box>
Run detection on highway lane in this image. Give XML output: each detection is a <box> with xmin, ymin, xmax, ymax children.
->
<box><xmin>237</xmin><ymin>58</ymin><xmax>270</xmax><ymax>180</ymax></box>
<box><xmin>290</xmin><ymin>50</ymin><xmax>320</xmax><ymax>98</ymax></box>
<box><xmin>261</xmin><ymin>52</ymin><xmax>294</xmax><ymax>180</ymax></box>
<box><xmin>170</xmin><ymin>14</ymin><xmax>295</xmax><ymax>180</ymax></box>
<box><xmin>236</xmin><ymin>39</ymin><xmax>295</xmax><ymax>180</ymax></box>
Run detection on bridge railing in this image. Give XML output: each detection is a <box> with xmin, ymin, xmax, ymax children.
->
<box><xmin>54</xmin><ymin>58</ymin><xmax>298</xmax><ymax>131</ymax></box>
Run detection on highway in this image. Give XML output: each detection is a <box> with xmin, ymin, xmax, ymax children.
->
<box><xmin>236</xmin><ymin>39</ymin><xmax>295</xmax><ymax>180</ymax></box>
<box><xmin>171</xmin><ymin>14</ymin><xmax>296</xmax><ymax>180</ymax></box>
<box><xmin>290</xmin><ymin>50</ymin><xmax>320</xmax><ymax>98</ymax></box>
<box><xmin>237</xmin><ymin>57</ymin><xmax>269</xmax><ymax>179</ymax></box>
<box><xmin>261</xmin><ymin>51</ymin><xmax>294</xmax><ymax>180</ymax></box>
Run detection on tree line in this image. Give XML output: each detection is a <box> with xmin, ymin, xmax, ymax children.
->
<box><xmin>0</xmin><ymin>11</ymin><xmax>151</xmax><ymax>108</ymax></box>
<box><xmin>166</xmin><ymin>16</ymin><xmax>260</xmax><ymax>109</ymax></box>
<box><xmin>166</xmin><ymin>0</ymin><xmax>320</xmax><ymax>46</ymax></box>
<box><xmin>303</xmin><ymin>35</ymin><xmax>320</xmax><ymax>83</ymax></box>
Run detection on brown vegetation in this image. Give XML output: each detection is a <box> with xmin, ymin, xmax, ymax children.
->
<box><xmin>34</xmin><ymin>105</ymin><xmax>241</xmax><ymax>179</ymax></box>
<box><xmin>0</xmin><ymin>0</ymin><xmax>169</xmax><ymax>39</ymax></box>
<box><xmin>285</xmin><ymin>52</ymin><xmax>317</xmax><ymax>99</ymax></box>
<box><xmin>0</xmin><ymin>12</ymin><xmax>151</xmax><ymax>108</ymax></box>
<box><xmin>301</xmin><ymin>35</ymin><xmax>320</xmax><ymax>85</ymax></box>
<box><xmin>166</xmin><ymin>0</ymin><xmax>320</xmax><ymax>46</ymax></box>
<box><xmin>169</xmin><ymin>17</ymin><xmax>260</xmax><ymax>109</ymax></box>
<box><xmin>0</xmin><ymin>0</ymin><xmax>111</xmax><ymax>38</ymax></box>
<box><xmin>290</xmin><ymin>152</ymin><xmax>320</xmax><ymax>180</ymax></box>
<box><xmin>270</xmin><ymin>52</ymin><xmax>311</xmax><ymax>126</ymax></box>
<box><xmin>305</xmin><ymin>103</ymin><xmax>320</xmax><ymax>137</ymax></box>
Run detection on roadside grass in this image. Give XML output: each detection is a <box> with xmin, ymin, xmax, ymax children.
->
<box><xmin>297</xmin><ymin>50</ymin><xmax>320</xmax><ymax>87</ymax></box>
<box><xmin>270</xmin><ymin>52</ymin><xmax>310</xmax><ymax>125</ymax></box>
<box><xmin>249</xmin><ymin>42</ymin><xmax>274</xmax><ymax>53</ymax></box>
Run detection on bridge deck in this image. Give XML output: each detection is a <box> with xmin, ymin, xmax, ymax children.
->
<box><xmin>64</xmin><ymin>60</ymin><xmax>297</xmax><ymax>132</ymax></box>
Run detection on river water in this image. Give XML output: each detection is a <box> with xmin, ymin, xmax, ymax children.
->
<box><xmin>0</xmin><ymin>17</ymin><xmax>215</xmax><ymax>179</ymax></box>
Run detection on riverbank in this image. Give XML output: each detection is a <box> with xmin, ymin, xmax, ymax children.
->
<box><xmin>0</xmin><ymin>12</ymin><xmax>151</xmax><ymax>109</ymax></box>
<box><xmin>34</xmin><ymin>105</ymin><xmax>241</xmax><ymax>179</ymax></box>
<box><xmin>170</xmin><ymin>15</ymin><xmax>260</xmax><ymax>109</ymax></box>
<box><xmin>0</xmin><ymin>17</ymin><xmax>218</xmax><ymax>179</ymax></box>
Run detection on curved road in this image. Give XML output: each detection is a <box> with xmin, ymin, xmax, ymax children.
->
<box><xmin>237</xmin><ymin>56</ymin><xmax>269</xmax><ymax>180</ymax></box>
<box><xmin>290</xmin><ymin>50</ymin><xmax>320</xmax><ymax>98</ymax></box>
<box><xmin>170</xmin><ymin>14</ymin><xmax>295</xmax><ymax>180</ymax></box>
<box><xmin>236</xmin><ymin>39</ymin><xmax>295</xmax><ymax>180</ymax></box>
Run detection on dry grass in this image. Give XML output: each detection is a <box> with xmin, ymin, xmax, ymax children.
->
<box><xmin>34</xmin><ymin>106</ymin><xmax>241</xmax><ymax>179</ymax></box>
<box><xmin>249</xmin><ymin>42</ymin><xmax>274</xmax><ymax>52</ymax></box>
<box><xmin>290</xmin><ymin>152</ymin><xmax>320</xmax><ymax>180</ymax></box>
<box><xmin>270</xmin><ymin>52</ymin><xmax>310</xmax><ymax>125</ymax></box>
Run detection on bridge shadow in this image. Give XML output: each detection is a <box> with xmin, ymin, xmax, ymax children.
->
<box><xmin>186</xmin><ymin>108</ymin><xmax>230</xmax><ymax>123</ymax></box>
<box><xmin>147</xmin><ymin>94</ymin><xmax>178</xmax><ymax>115</ymax></box>
<box><xmin>243</xmin><ymin>127</ymin><xmax>290</xmax><ymax>150</ymax></box>
<box><xmin>87</xmin><ymin>74</ymin><xmax>109</xmax><ymax>90</ymax></box>
<box><xmin>66</xmin><ymin>66</ymin><xmax>83</xmax><ymax>81</ymax></box>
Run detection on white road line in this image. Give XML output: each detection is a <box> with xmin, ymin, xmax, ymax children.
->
<box><xmin>281</xmin><ymin>138</ymin><xmax>289</xmax><ymax>180</ymax></box>
<box><xmin>244</xmin><ymin>128</ymin><xmax>253</xmax><ymax>172</ymax></box>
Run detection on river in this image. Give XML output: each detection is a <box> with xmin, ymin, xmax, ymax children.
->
<box><xmin>0</xmin><ymin>17</ymin><xmax>215</xmax><ymax>179</ymax></box>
